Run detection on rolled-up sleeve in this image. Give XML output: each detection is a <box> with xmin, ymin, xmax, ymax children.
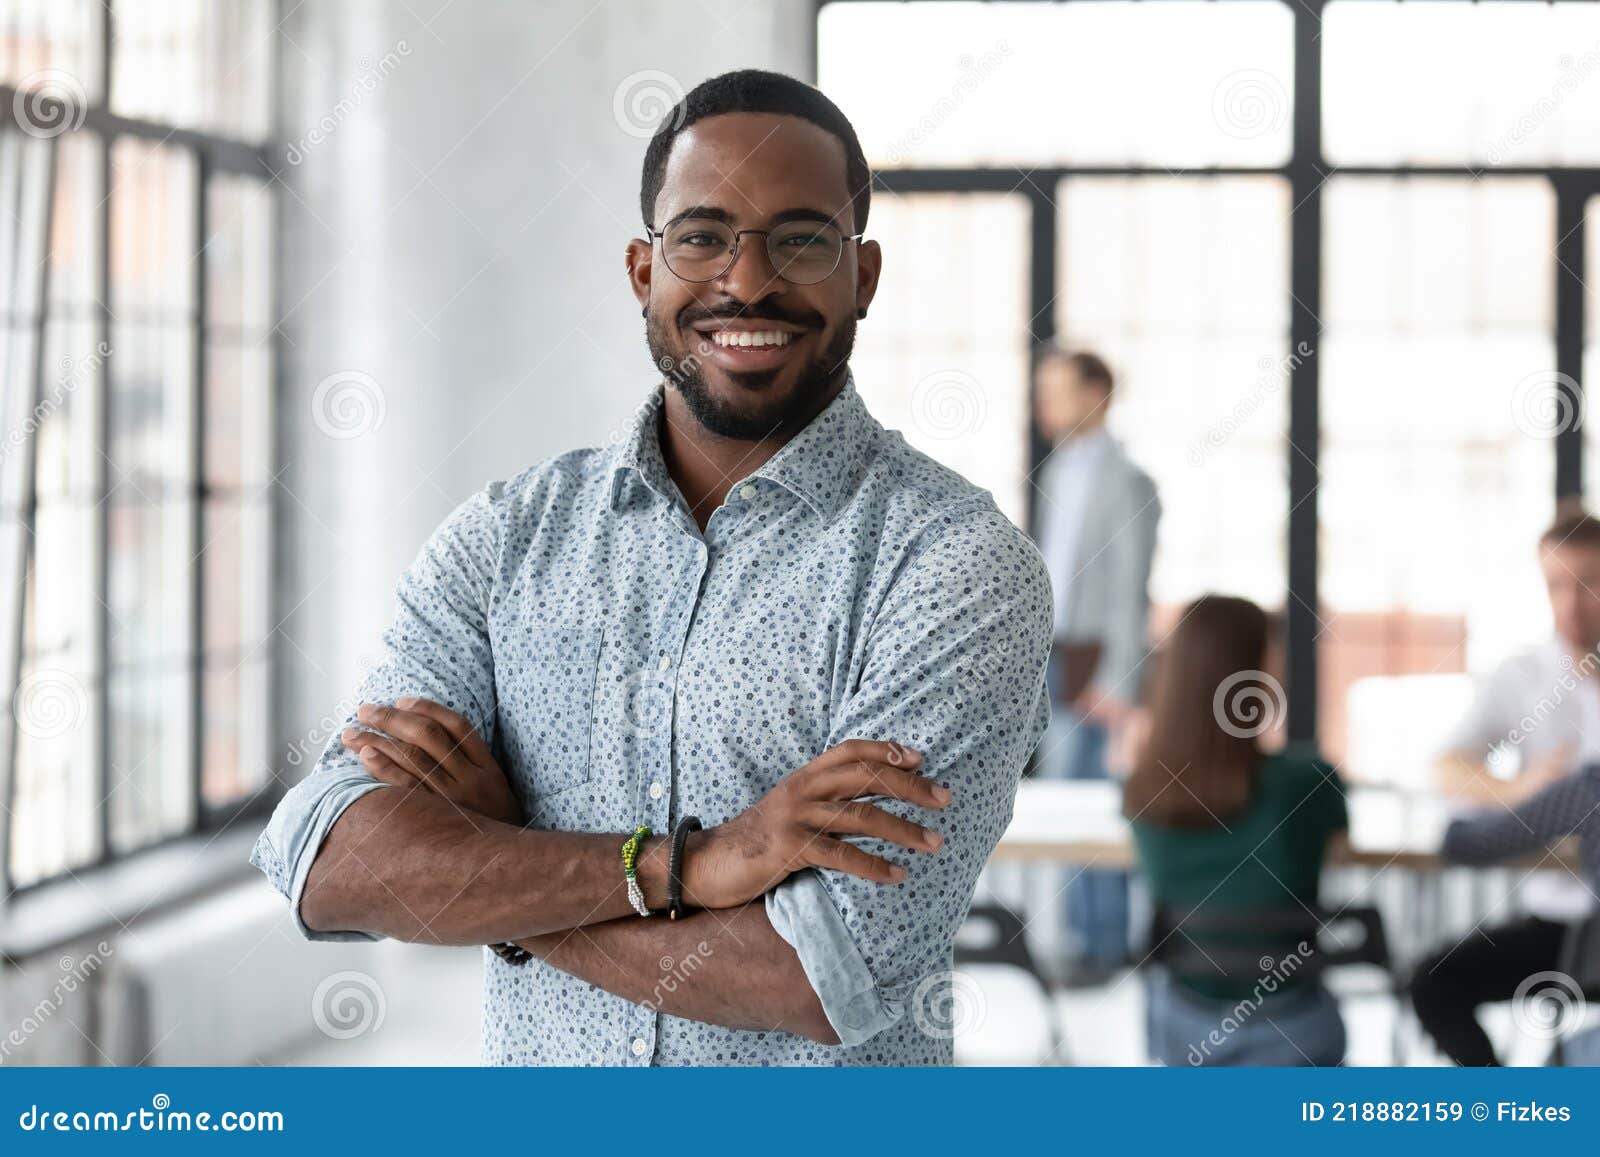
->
<box><xmin>251</xmin><ymin>483</ymin><xmax>505</xmax><ymax>940</ymax></box>
<box><xmin>765</xmin><ymin>507</ymin><xmax>1052</xmax><ymax>1046</ymax></box>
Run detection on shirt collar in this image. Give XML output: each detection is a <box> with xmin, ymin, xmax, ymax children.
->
<box><xmin>609</xmin><ymin>372</ymin><xmax>877</xmax><ymax>520</ymax></box>
<box><xmin>745</xmin><ymin>372</ymin><xmax>876</xmax><ymax>519</ymax></box>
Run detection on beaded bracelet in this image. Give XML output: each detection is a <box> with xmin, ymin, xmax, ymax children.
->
<box><xmin>622</xmin><ymin>824</ymin><xmax>654</xmax><ymax>917</ymax></box>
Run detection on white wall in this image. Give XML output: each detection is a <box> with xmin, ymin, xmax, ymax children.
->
<box><xmin>274</xmin><ymin>0</ymin><xmax>814</xmax><ymax>766</ymax></box>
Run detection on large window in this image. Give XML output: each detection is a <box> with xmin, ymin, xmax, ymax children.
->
<box><xmin>821</xmin><ymin>0</ymin><xmax>1600</xmax><ymax>774</ymax></box>
<box><xmin>1</xmin><ymin>1</ymin><xmax>274</xmax><ymax>889</ymax></box>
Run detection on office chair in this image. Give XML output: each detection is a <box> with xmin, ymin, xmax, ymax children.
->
<box><xmin>1145</xmin><ymin>903</ymin><xmax>1403</xmax><ymax>1063</ymax></box>
<box><xmin>954</xmin><ymin>904</ymin><xmax>1069</xmax><ymax>1064</ymax></box>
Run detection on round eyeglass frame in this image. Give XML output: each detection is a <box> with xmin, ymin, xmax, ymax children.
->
<box><xmin>646</xmin><ymin>222</ymin><xmax>866</xmax><ymax>285</ymax></box>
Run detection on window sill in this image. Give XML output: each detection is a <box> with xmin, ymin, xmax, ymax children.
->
<box><xmin>0</xmin><ymin>826</ymin><xmax>262</xmax><ymax>963</ymax></box>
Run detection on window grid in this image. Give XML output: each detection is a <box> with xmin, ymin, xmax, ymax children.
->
<box><xmin>821</xmin><ymin>0</ymin><xmax>1600</xmax><ymax>749</ymax></box>
<box><xmin>0</xmin><ymin>0</ymin><xmax>277</xmax><ymax>893</ymax></box>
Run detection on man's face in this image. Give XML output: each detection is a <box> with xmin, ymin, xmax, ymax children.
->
<box><xmin>1540</xmin><ymin>541</ymin><xmax>1600</xmax><ymax>654</ymax></box>
<box><xmin>1033</xmin><ymin>358</ymin><xmax>1105</xmax><ymax>442</ymax></box>
<box><xmin>629</xmin><ymin>112</ymin><xmax>880</xmax><ymax>441</ymax></box>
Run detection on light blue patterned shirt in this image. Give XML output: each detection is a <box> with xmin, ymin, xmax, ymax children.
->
<box><xmin>252</xmin><ymin>374</ymin><xmax>1052</xmax><ymax>1065</ymax></box>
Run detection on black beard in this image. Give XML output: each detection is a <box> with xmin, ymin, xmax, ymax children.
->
<box><xmin>645</xmin><ymin>309</ymin><xmax>855</xmax><ymax>441</ymax></box>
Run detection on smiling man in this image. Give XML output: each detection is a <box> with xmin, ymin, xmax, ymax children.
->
<box><xmin>252</xmin><ymin>69</ymin><xmax>1051</xmax><ymax>1066</ymax></box>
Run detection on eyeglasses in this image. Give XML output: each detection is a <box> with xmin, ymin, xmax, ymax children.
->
<box><xmin>646</xmin><ymin>217</ymin><xmax>864</xmax><ymax>286</ymax></box>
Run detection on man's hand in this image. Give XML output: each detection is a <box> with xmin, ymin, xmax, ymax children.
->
<box><xmin>343</xmin><ymin>716</ymin><xmax>949</xmax><ymax>913</ymax></box>
<box><xmin>681</xmin><ymin>739</ymin><xmax>951</xmax><ymax>910</ymax></box>
<box><xmin>342</xmin><ymin>698</ymin><xmax>523</xmax><ymax>827</ymax></box>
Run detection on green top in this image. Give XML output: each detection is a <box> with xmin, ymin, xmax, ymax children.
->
<box><xmin>1130</xmin><ymin>745</ymin><xmax>1348</xmax><ymax>1002</ymax></box>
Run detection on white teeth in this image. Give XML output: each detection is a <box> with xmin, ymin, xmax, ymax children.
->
<box><xmin>713</xmin><ymin>330</ymin><xmax>792</xmax><ymax>349</ymax></box>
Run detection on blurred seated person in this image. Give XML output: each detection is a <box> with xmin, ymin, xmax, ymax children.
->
<box><xmin>1125</xmin><ymin>595</ymin><xmax>1349</xmax><ymax>1066</ymax></box>
<box><xmin>1426</xmin><ymin>765</ymin><xmax>1600</xmax><ymax>1065</ymax></box>
<box><xmin>1412</xmin><ymin>506</ymin><xmax>1600</xmax><ymax>1066</ymax></box>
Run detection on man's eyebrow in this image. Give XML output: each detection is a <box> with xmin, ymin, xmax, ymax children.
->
<box><xmin>659</xmin><ymin>205</ymin><xmax>847</xmax><ymax>230</ymax></box>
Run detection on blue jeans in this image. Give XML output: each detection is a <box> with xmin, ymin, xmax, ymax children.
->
<box><xmin>1038</xmin><ymin>660</ymin><xmax>1128</xmax><ymax>968</ymax></box>
<box><xmin>1145</xmin><ymin>967</ymin><xmax>1347</xmax><ymax>1066</ymax></box>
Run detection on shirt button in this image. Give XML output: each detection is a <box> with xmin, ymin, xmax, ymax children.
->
<box><xmin>649</xmin><ymin>781</ymin><xmax>664</xmax><ymax>800</ymax></box>
<box><xmin>631</xmin><ymin>1037</ymin><xmax>648</xmax><ymax>1057</ymax></box>
<box><xmin>657</xmin><ymin>653</ymin><xmax>671</xmax><ymax>671</ymax></box>
<box><xmin>739</xmin><ymin>484</ymin><xmax>757</xmax><ymax>500</ymax></box>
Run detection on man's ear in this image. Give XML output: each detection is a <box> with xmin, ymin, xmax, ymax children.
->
<box><xmin>854</xmin><ymin>237</ymin><xmax>882</xmax><ymax>320</ymax></box>
<box><xmin>626</xmin><ymin>236</ymin><xmax>653</xmax><ymax>314</ymax></box>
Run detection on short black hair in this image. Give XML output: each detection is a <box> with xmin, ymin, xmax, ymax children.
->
<box><xmin>639</xmin><ymin>69</ymin><xmax>871</xmax><ymax>233</ymax></box>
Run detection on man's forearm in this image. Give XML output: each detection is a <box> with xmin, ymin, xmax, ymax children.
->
<box><xmin>513</xmin><ymin>903</ymin><xmax>840</xmax><ymax>1045</ymax></box>
<box><xmin>299</xmin><ymin>784</ymin><xmax>674</xmax><ymax>943</ymax></box>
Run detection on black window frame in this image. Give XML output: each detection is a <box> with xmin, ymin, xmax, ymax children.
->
<box><xmin>0</xmin><ymin>1</ymin><xmax>281</xmax><ymax>901</ymax></box>
<box><xmin>818</xmin><ymin>0</ymin><xmax>1600</xmax><ymax>745</ymax></box>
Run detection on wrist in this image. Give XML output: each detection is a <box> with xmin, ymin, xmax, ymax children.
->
<box><xmin>633</xmin><ymin>833</ymin><xmax>672</xmax><ymax>914</ymax></box>
<box><xmin>676</xmin><ymin>827</ymin><xmax>715</xmax><ymax>910</ymax></box>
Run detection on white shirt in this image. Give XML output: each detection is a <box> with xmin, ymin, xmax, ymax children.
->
<box><xmin>1036</xmin><ymin>428</ymin><xmax>1110</xmax><ymax>639</ymax></box>
<box><xmin>1440</xmin><ymin>638</ymin><xmax>1600</xmax><ymax>918</ymax></box>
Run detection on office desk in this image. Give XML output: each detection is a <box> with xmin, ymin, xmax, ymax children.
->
<box><xmin>994</xmin><ymin>780</ymin><xmax>1579</xmax><ymax>874</ymax></box>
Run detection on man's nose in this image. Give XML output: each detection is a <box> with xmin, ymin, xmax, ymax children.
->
<box><xmin>716</xmin><ymin>234</ymin><xmax>782</xmax><ymax>302</ymax></box>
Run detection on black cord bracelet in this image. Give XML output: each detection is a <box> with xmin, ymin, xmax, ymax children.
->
<box><xmin>667</xmin><ymin>815</ymin><xmax>702</xmax><ymax>920</ymax></box>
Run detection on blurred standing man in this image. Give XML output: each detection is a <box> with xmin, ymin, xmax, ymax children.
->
<box><xmin>1412</xmin><ymin>507</ymin><xmax>1600</xmax><ymax>1065</ymax></box>
<box><xmin>1031</xmin><ymin>348</ymin><xmax>1160</xmax><ymax>984</ymax></box>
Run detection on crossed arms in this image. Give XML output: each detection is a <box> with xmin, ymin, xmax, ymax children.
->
<box><xmin>252</xmin><ymin>489</ymin><xmax>1052</xmax><ymax>1048</ymax></box>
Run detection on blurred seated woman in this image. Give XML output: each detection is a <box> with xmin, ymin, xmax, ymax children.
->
<box><xmin>1124</xmin><ymin>594</ymin><xmax>1349</xmax><ymax>1066</ymax></box>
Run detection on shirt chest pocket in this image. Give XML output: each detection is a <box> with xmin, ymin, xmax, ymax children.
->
<box><xmin>495</xmin><ymin>625</ymin><xmax>603</xmax><ymax>800</ymax></box>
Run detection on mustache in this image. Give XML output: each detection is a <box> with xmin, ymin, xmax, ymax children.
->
<box><xmin>677</xmin><ymin>302</ymin><xmax>826</xmax><ymax>330</ymax></box>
